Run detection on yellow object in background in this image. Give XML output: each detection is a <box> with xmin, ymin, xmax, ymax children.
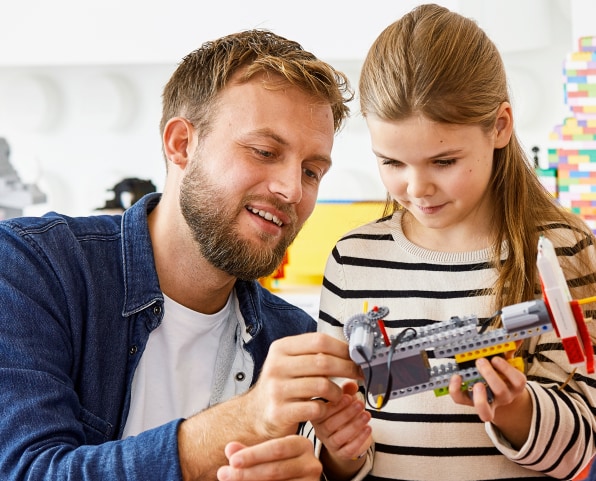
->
<box><xmin>261</xmin><ymin>201</ymin><xmax>385</xmax><ymax>290</ymax></box>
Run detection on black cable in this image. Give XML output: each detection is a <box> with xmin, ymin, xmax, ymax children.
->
<box><xmin>478</xmin><ymin>310</ymin><xmax>501</xmax><ymax>334</ymax></box>
<box><xmin>356</xmin><ymin>346</ymin><xmax>378</xmax><ymax>409</ymax></box>
<box><xmin>358</xmin><ymin>327</ymin><xmax>417</xmax><ymax>410</ymax></box>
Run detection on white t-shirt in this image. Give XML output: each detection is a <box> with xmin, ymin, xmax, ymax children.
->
<box><xmin>122</xmin><ymin>293</ymin><xmax>231</xmax><ymax>437</ymax></box>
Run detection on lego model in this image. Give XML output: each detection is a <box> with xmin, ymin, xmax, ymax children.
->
<box><xmin>344</xmin><ymin>236</ymin><xmax>595</xmax><ymax>409</ymax></box>
<box><xmin>0</xmin><ymin>137</ymin><xmax>46</xmax><ymax>219</ymax></box>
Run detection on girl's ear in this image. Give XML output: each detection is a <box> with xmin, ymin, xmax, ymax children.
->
<box><xmin>494</xmin><ymin>102</ymin><xmax>513</xmax><ymax>149</ymax></box>
<box><xmin>163</xmin><ymin>117</ymin><xmax>195</xmax><ymax>168</ymax></box>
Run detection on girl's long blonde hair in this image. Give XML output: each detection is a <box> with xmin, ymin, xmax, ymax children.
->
<box><xmin>359</xmin><ymin>3</ymin><xmax>596</xmax><ymax>317</ymax></box>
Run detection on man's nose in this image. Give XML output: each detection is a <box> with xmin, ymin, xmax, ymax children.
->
<box><xmin>269</xmin><ymin>164</ymin><xmax>303</xmax><ymax>204</ymax></box>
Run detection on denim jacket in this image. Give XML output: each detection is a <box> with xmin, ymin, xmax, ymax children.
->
<box><xmin>0</xmin><ymin>193</ymin><xmax>316</xmax><ymax>481</ymax></box>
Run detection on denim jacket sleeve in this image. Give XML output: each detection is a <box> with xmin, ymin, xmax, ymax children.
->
<box><xmin>0</xmin><ymin>210</ymin><xmax>185</xmax><ymax>480</ymax></box>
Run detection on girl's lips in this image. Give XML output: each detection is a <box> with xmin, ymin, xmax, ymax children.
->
<box><xmin>416</xmin><ymin>204</ymin><xmax>445</xmax><ymax>215</ymax></box>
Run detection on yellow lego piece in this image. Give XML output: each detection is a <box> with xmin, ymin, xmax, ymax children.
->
<box><xmin>455</xmin><ymin>341</ymin><xmax>517</xmax><ymax>363</ymax></box>
<box><xmin>507</xmin><ymin>356</ymin><xmax>525</xmax><ymax>373</ymax></box>
<box><xmin>570</xmin><ymin>52</ymin><xmax>593</xmax><ymax>61</ymax></box>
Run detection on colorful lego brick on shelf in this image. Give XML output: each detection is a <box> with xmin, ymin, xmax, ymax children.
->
<box><xmin>549</xmin><ymin>36</ymin><xmax>596</xmax><ymax>233</ymax></box>
<box><xmin>564</xmin><ymin>36</ymin><xmax>596</xmax><ymax>119</ymax></box>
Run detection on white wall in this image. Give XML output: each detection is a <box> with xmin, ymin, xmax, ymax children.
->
<box><xmin>0</xmin><ymin>0</ymin><xmax>586</xmax><ymax>216</ymax></box>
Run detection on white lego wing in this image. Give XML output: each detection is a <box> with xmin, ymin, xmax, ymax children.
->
<box><xmin>536</xmin><ymin>236</ymin><xmax>593</xmax><ymax>371</ymax></box>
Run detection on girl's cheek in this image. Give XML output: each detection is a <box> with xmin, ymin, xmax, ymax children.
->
<box><xmin>384</xmin><ymin>176</ymin><xmax>406</xmax><ymax>197</ymax></box>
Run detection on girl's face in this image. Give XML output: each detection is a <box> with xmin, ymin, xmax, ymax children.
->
<box><xmin>366</xmin><ymin>111</ymin><xmax>511</xmax><ymax>250</ymax></box>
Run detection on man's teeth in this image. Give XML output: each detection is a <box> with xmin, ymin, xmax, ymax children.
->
<box><xmin>247</xmin><ymin>207</ymin><xmax>283</xmax><ymax>226</ymax></box>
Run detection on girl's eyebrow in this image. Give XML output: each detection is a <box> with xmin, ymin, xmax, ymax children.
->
<box><xmin>372</xmin><ymin>148</ymin><xmax>402</xmax><ymax>161</ymax></box>
<box><xmin>428</xmin><ymin>148</ymin><xmax>464</xmax><ymax>159</ymax></box>
<box><xmin>372</xmin><ymin>147</ymin><xmax>464</xmax><ymax>161</ymax></box>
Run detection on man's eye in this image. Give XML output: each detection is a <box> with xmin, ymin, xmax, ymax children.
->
<box><xmin>253</xmin><ymin>148</ymin><xmax>274</xmax><ymax>159</ymax></box>
<box><xmin>304</xmin><ymin>168</ymin><xmax>322</xmax><ymax>181</ymax></box>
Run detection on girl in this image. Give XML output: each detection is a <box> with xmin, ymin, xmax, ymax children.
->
<box><xmin>317</xmin><ymin>4</ymin><xmax>596</xmax><ymax>480</ymax></box>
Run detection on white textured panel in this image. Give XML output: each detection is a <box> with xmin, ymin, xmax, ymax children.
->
<box><xmin>73</xmin><ymin>73</ymin><xmax>137</xmax><ymax>131</ymax></box>
<box><xmin>0</xmin><ymin>74</ymin><xmax>62</xmax><ymax>132</ymax></box>
<box><xmin>459</xmin><ymin>0</ymin><xmax>553</xmax><ymax>52</ymax></box>
<box><xmin>507</xmin><ymin>67</ymin><xmax>544</xmax><ymax>129</ymax></box>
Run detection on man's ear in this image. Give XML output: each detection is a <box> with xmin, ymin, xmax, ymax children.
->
<box><xmin>163</xmin><ymin>117</ymin><xmax>195</xmax><ymax>168</ymax></box>
<box><xmin>494</xmin><ymin>102</ymin><xmax>513</xmax><ymax>149</ymax></box>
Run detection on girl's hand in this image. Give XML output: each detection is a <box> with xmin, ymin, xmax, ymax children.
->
<box><xmin>449</xmin><ymin>356</ymin><xmax>526</xmax><ymax>421</ymax></box>
<box><xmin>311</xmin><ymin>381</ymin><xmax>373</xmax><ymax>480</ymax></box>
<box><xmin>449</xmin><ymin>356</ymin><xmax>532</xmax><ymax>449</ymax></box>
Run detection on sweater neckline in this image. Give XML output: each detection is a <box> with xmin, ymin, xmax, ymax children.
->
<box><xmin>387</xmin><ymin>210</ymin><xmax>508</xmax><ymax>264</ymax></box>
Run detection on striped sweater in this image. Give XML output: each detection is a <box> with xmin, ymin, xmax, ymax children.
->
<box><xmin>318</xmin><ymin>210</ymin><xmax>596</xmax><ymax>481</ymax></box>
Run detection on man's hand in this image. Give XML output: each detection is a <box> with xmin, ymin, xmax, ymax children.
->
<box><xmin>178</xmin><ymin>332</ymin><xmax>363</xmax><ymax>481</ymax></box>
<box><xmin>216</xmin><ymin>435</ymin><xmax>322</xmax><ymax>481</ymax></box>
<box><xmin>245</xmin><ymin>332</ymin><xmax>364</xmax><ymax>439</ymax></box>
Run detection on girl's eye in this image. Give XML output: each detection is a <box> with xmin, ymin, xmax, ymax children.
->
<box><xmin>380</xmin><ymin>158</ymin><xmax>403</xmax><ymax>167</ymax></box>
<box><xmin>435</xmin><ymin>159</ymin><xmax>455</xmax><ymax>167</ymax></box>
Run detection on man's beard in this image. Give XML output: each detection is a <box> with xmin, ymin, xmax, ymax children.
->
<box><xmin>179</xmin><ymin>159</ymin><xmax>301</xmax><ymax>280</ymax></box>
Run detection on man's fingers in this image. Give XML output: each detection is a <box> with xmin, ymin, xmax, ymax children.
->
<box><xmin>228</xmin><ymin>436</ymin><xmax>312</xmax><ymax>467</ymax></box>
<box><xmin>224</xmin><ymin>441</ymin><xmax>246</xmax><ymax>460</ymax></box>
<box><xmin>269</xmin><ymin>332</ymin><xmax>350</xmax><ymax>359</ymax></box>
<box><xmin>267</xmin><ymin>353</ymin><xmax>362</xmax><ymax>381</ymax></box>
<box><xmin>265</xmin><ymin>376</ymin><xmax>344</xmax><ymax>404</ymax></box>
<box><xmin>217</xmin><ymin>436</ymin><xmax>323</xmax><ymax>481</ymax></box>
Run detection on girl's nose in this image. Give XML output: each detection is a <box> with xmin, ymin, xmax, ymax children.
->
<box><xmin>406</xmin><ymin>170</ymin><xmax>433</xmax><ymax>198</ymax></box>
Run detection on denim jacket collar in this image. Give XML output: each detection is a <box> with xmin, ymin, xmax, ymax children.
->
<box><xmin>121</xmin><ymin>193</ymin><xmax>163</xmax><ymax>317</ymax></box>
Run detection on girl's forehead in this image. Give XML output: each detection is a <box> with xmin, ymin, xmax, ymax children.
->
<box><xmin>367</xmin><ymin>116</ymin><xmax>490</xmax><ymax>160</ymax></box>
<box><xmin>367</xmin><ymin>115</ymin><xmax>481</xmax><ymax>141</ymax></box>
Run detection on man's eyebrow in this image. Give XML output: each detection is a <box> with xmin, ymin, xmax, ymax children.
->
<box><xmin>250</xmin><ymin>128</ymin><xmax>332</xmax><ymax>165</ymax></box>
<box><xmin>249</xmin><ymin>128</ymin><xmax>288</xmax><ymax>146</ymax></box>
<box><xmin>312</xmin><ymin>155</ymin><xmax>332</xmax><ymax>167</ymax></box>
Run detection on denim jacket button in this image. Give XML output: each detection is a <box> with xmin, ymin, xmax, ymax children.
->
<box><xmin>153</xmin><ymin>305</ymin><xmax>161</xmax><ymax>316</ymax></box>
<box><xmin>129</xmin><ymin>345</ymin><xmax>138</xmax><ymax>355</ymax></box>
